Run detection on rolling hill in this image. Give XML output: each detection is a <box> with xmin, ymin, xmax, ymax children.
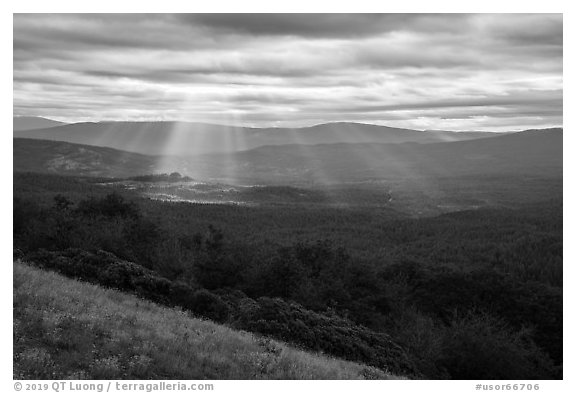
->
<box><xmin>14</xmin><ymin>128</ymin><xmax>562</xmax><ymax>183</ymax></box>
<box><xmin>13</xmin><ymin>116</ymin><xmax>66</xmax><ymax>131</ymax></box>
<box><xmin>14</xmin><ymin>121</ymin><xmax>499</xmax><ymax>155</ymax></box>
<box><xmin>186</xmin><ymin>128</ymin><xmax>563</xmax><ymax>183</ymax></box>
<box><xmin>14</xmin><ymin>260</ymin><xmax>399</xmax><ymax>379</ymax></box>
<box><xmin>13</xmin><ymin>138</ymin><xmax>172</xmax><ymax>178</ymax></box>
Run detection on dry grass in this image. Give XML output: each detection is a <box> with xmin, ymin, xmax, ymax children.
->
<box><xmin>13</xmin><ymin>261</ymin><xmax>401</xmax><ymax>380</ymax></box>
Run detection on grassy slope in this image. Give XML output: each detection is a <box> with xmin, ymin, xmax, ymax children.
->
<box><xmin>13</xmin><ymin>261</ymin><xmax>399</xmax><ymax>380</ymax></box>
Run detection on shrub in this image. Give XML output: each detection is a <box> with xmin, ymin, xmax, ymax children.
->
<box><xmin>382</xmin><ymin>262</ymin><xmax>562</xmax><ymax>366</ymax></box>
<box><xmin>13</xmin><ymin>197</ymin><xmax>41</xmax><ymax>237</ymax></box>
<box><xmin>437</xmin><ymin>312</ymin><xmax>557</xmax><ymax>379</ymax></box>
<box><xmin>232</xmin><ymin>296</ymin><xmax>419</xmax><ymax>377</ymax></box>
<box><xmin>189</xmin><ymin>289</ymin><xmax>230</xmax><ymax>323</ymax></box>
<box><xmin>169</xmin><ymin>281</ymin><xmax>197</xmax><ymax>306</ymax></box>
<box><xmin>23</xmin><ymin>249</ymin><xmax>229</xmax><ymax>322</ymax></box>
<box><xmin>76</xmin><ymin>193</ymin><xmax>139</xmax><ymax>219</ymax></box>
<box><xmin>385</xmin><ymin>307</ymin><xmax>449</xmax><ymax>379</ymax></box>
<box><xmin>132</xmin><ymin>274</ymin><xmax>173</xmax><ymax>303</ymax></box>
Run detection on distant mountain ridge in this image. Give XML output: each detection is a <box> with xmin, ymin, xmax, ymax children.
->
<box><xmin>184</xmin><ymin>128</ymin><xmax>562</xmax><ymax>183</ymax></box>
<box><xmin>14</xmin><ymin>128</ymin><xmax>562</xmax><ymax>183</ymax></box>
<box><xmin>13</xmin><ymin>116</ymin><xmax>66</xmax><ymax>131</ymax></box>
<box><xmin>14</xmin><ymin>120</ymin><xmax>501</xmax><ymax>155</ymax></box>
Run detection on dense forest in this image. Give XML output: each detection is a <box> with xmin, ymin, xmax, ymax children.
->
<box><xmin>13</xmin><ymin>172</ymin><xmax>562</xmax><ymax>379</ymax></box>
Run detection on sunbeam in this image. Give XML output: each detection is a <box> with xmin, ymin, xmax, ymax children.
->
<box><xmin>12</xmin><ymin>13</ymin><xmax>563</xmax><ymax>382</ymax></box>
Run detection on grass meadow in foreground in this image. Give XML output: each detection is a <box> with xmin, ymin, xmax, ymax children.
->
<box><xmin>13</xmin><ymin>261</ymin><xmax>400</xmax><ymax>380</ymax></box>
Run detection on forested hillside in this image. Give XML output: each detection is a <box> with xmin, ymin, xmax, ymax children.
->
<box><xmin>13</xmin><ymin>172</ymin><xmax>562</xmax><ymax>379</ymax></box>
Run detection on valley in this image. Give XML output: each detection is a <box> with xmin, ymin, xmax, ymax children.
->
<box><xmin>12</xmin><ymin>12</ymin><xmax>564</xmax><ymax>383</ymax></box>
<box><xmin>12</xmin><ymin>120</ymin><xmax>563</xmax><ymax>380</ymax></box>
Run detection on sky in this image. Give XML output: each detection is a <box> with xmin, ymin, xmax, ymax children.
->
<box><xmin>13</xmin><ymin>13</ymin><xmax>563</xmax><ymax>131</ymax></box>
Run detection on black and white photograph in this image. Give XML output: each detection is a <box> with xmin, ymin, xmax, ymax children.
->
<box><xmin>10</xmin><ymin>9</ymin><xmax>565</xmax><ymax>386</ymax></box>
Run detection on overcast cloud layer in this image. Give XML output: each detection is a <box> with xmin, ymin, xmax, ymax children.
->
<box><xmin>13</xmin><ymin>14</ymin><xmax>563</xmax><ymax>130</ymax></box>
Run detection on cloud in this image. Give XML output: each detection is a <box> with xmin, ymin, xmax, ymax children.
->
<box><xmin>475</xmin><ymin>14</ymin><xmax>563</xmax><ymax>47</ymax></box>
<box><xmin>13</xmin><ymin>14</ymin><xmax>562</xmax><ymax>130</ymax></box>
<box><xmin>180</xmin><ymin>14</ymin><xmax>471</xmax><ymax>39</ymax></box>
